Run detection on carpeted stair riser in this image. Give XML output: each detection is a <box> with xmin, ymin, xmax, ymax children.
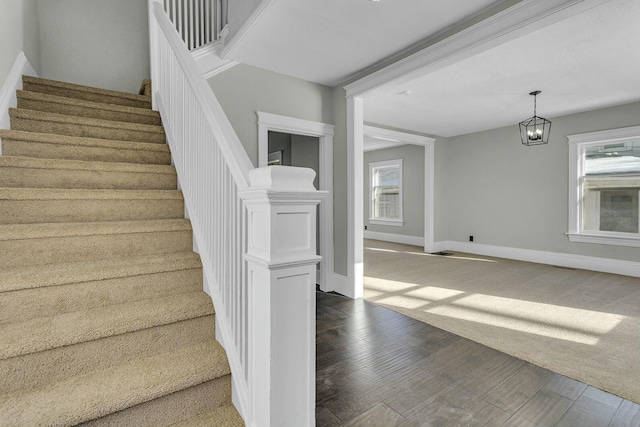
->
<box><xmin>23</xmin><ymin>75</ymin><xmax>152</xmax><ymax>109</ymax></box>
<box><xmin>0</xmin><ymin>292</ymin><xmax>214</xmax><ymax>361</ymax></box>
<box><xmin>0</xmin><ymin>130</ymin><xmax>171</xmax><ymax>165</ymax></box>
<box><xmin>10</xmin><ymin>109</ymin><xmax>166</xmax><ymax>144</ymax></box>
<box><xmin>0</xmin><ymin>340</ymin><xmax>229</xmax><ymax>426</ymax></box>
<box><xmin>81</xmin><ymin>377</ymin><xmax>232</xmax><ymax>427</ymax></box>
<box><xmin>0</xmin><ymin>315</ymin><xmax>215</xmax><ymax>395</ymax></box>
<box><xmin>0</xmin><ymin>268</ymin><xmax>203</xmax><ymax>324</ymax></box>
<box><xmin>17</xmin><ymin>90</ymin><xmax>162</xmax><ymax>126</ymax></box>
<box><xmin>0</xmin><ymin>158</ymin><xmax>177</xmax><ymax>190</ymax></box>
<box><xmin>0</xmin><ymin>252</ymin><xmax>202</xmax><ymax>293</ymax></box>
<box><xmin>0</xmin><ymin>221</ymin><xmax>193</xmax><ymax>268</ymax></box>
<box><xmin>171</xmin><ymin>404</ymin><xmax>245</xmax><ymax>427</ymax></box>
<box><xmin>0</xmin><ymin>189</ymin><xmax>184</xmax><ymax>224</ymax></box>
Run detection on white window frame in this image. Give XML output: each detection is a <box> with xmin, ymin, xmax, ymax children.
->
<box><xmin>369</xmin><ymin>159</ymin><xmax>403</xmax><ymax>226</ymax></box>
<box><xmin>567</xmin><ymin>125</ymin><xmax>640</xmax><ymax>247</ymax></box>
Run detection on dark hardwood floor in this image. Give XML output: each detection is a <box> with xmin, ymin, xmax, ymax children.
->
<box><xmin>315</xmin><ymin>291</ymin><xmax>640</xmax><ymax>427</ymax></box>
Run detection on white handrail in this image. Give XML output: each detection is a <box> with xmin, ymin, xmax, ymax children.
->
<box><xmin>149</xmin><ymin>0</ymin><xmax>252</xmax><ymax>418</ymax></box>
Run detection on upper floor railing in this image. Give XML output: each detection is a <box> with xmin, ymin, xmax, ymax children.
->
<box><xmin>162</xmin><ymin>0</ymin><xmax>226</xmax><ymax>51</ymax></box>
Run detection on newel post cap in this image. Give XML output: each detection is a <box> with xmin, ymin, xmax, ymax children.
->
<box><xmin>247</xmin><ymin>166</ymin><xmax>317</xmax><ymax>192</ymax></box>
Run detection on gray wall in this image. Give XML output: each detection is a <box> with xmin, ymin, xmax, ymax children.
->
<box><xmin>209</xmin><ymin>64</ymin><xmax>343</xmax><ymax>273</ymax></box>
<box><xmin>364</xmin><ymin>145</ymin><xmax>425</xmax><ymax>238</ymax></box>
<box><xmin>207</xmin><ymin>63</ymin><xmax>333</xmax><ymax>167</ymax></box>
<box><xmin>37</xmin><ymin>0</ymin><xmax>149</xmax><ymax>93</ymax></box>
<box><xmin>443</xmin><ymin>100</ymin><xmax>640</xmax><ymax>263</ymax></box>
<box><xmin>0</xmin><ymin>0</ymin><xmax>40</xmax><ymax>84</ymax></box>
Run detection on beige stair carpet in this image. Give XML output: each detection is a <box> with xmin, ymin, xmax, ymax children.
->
<box><xmin>0</xmin><ymin>75</ymin><xmax>243</xmax><ymax>425</ymax></box>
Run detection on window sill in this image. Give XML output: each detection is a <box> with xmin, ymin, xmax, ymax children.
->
<box><xmin>369</xmin><ymin>219</ymin><xmax>404</xmax><ymax>227</ymax></box>
<box><xmin>567</xmin><ymin>232</ymin><xmax>640</xmax><ymax>248</ymax></box>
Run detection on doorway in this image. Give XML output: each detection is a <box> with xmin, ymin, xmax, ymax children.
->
<box><xmin>268</xmin><ymin>131</ymin><xmax>321</xmax><ymax>283</ymax></box>
<box><xmin>257</xmin><ymin>112</ymin><xmax>335</xmax><ymax>292</ymax></box>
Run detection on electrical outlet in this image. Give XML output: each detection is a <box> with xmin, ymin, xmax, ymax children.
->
<box><xmin>364</xmin><ymin>225</ymin><xmax>368</xmax><ymax>230</ymax></box>
<box><xmin>469</xmin><ymin>235</ymin><xmax>474</xmax><ymax>242</ymax></box>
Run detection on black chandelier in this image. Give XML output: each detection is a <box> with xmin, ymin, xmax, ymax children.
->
<box><xmin>519</xmin><ymin>90</ymin><xmax>551</xmax><ymax>146</ymax></box>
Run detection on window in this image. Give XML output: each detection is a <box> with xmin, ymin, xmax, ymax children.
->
<box><xmin>568</xmin><ymin>126</ymin><xmax>640</xmax><ymax>247</ymax></box>
<box><xmin>369</xmin><ymin>159</ymin><xmax>403</xmax><ymax>226</ymax></box>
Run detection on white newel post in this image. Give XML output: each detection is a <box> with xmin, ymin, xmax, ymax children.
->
<box><xmin>239</xmin><ymin>166</ymin><xmax>327</xmax><ymax>427</ymax></box>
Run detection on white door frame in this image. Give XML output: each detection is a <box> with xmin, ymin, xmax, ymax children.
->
<box><xmin>342</xmin><ymin>0</ymin><xmax>599</xmax><ymax>300</ymax></box>
<box><xmin>363</xmin><ymin>125</ymin><xmax>436</xmax><ymax>252</ymax></box>
<box><xmin>257</xmin><ymin>111</ymin><xmax>335</xmax><ymax>292</ymax></box>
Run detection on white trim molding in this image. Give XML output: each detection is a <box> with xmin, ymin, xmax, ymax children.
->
<box><xmin>344</xmin><ymin>0</ymin><xmax>608</xmax><ymax>98</ymax></box>
<box><xmin>191</xmin><ymin>43</ymin><xmax>238</xmax><ymax>79</ymax></box>
<box><xmin>256</xmin><ymin>111</ymin><xmax>336</xmax><ymax>293</ymax></box>
<box><xmin>329</xmin><ymin>273</ymin><xmax>349</xmax><ymax>298</ymax></box>
<box><xmin>567</xmin><ymin>125</ymin><xmax>640</xmax><ymax>247</ymax></box>
<box><xmin>219</xmin><ymin>0</ymin><xmax>276</xmax><ymax>59</ymax></box>
<box><xmin>0</xmin><ymin>52</ymin><xmax>37</xmax><ymax>135</ymax></box>
<box><xmin>437</xmin><ymin>240</ymin><xmax>640</xmax><ymax>278</ymax></box>
<box><xmin>363</xmin><ymin>127</ymin><xmax>435</xmax><ymax>253</ymax></box>
<box><xmin>364</xmin><ymin>230</ymin><xmax>423</xmax><ymax>247</ymax></box>
<box><xmin>369</xmin><ymin>219</ymin><xmax>404</xmax><ymax>227</ymax></box>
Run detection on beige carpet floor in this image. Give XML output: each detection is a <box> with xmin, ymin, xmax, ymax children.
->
<box><xmin>363</xmin><ymin>239</ymin><xmax>640</xmax><ymax>404</ymax></box>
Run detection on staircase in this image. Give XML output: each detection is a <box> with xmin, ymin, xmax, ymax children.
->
<box><xmin>0</xmin><ymin>76</ymin><xmax>244</xmax><ymax>426</ymax></box>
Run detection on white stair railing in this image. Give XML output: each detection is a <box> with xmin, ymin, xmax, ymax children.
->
<box><xmin>149</xmin><ymin>2</ymin><xmax>322</xmax><ymax>425</ymax></box>
<box><xmin>162</xmin><ymin>0</ymin><xmax>222</xmax><ymax>51</ymax></box>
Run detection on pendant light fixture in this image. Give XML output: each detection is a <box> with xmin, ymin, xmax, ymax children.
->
<box><xmin>519</xmin><ymin>90</ymin><xmax>551</xmax><ymax>146</ymax></box>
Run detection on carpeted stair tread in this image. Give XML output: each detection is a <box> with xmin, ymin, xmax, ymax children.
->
<box><xmin>0</xmin><ymin>222</ymin><xmax>193</xmax><ymax>269</ymax></box>
<box><xmin>0</xmin><ymin>218</ymin><xmax>191</xmax><ymax>242</ymax></box>
<box><xmin>0</xmin><ymin>316</ymin><xmax>216</xmax><ymax>395</ymax></box>
<box><xmin>0</xmin><ymin>291</ymin><xmax>214</xmax><ymax>360</ymax></box>
<box><xmin>0</xmin><ymin>129</ymin><xmax>171</xmax><ymax>163</ymax></box>
<box><xmin>171</xmin><ymin>404</ymin><xmax>244</xmax><ymax>427</ymax></box>
<box><xmin>22</xmin><ymin>75</ymin><xmax>151</xmax><ymax>109</ymax></box>
<box><xmin>0</xmin><ymin>188</ymin><xmax>184</xmax><ymax>223</ymax></box>
<box><xmin>0</xmin><ymin>340</ymin><xmax>230</xmax><ymax>426</ymax></box>
<box><xmin>17</xmin><ymin>90</ymin><xmax>162</xmax><ymax>126</ymax></box>
<box><xmin>0</xmin><ymin>267</ymin><xmax>203</xmax><ymax>324</ymax></box>
<box><xmin>80</xmin><ymin>377</ymin><xmax>232</xmax><ymax>427</ymax></box>
<box><xmin>0</xmin><ymin>187</ymin><xmax>182</xmax><ymax>201</ymax></box>
<box><xmin>0</xmin><ymin>155</ymin><xmax>177</xmax><ymax>190</ymax></box>
<box><xmin>0</xmin><ymin>252</ymin><xmax>201</xmax><ymax>293</ymax></box>
<box><xmin>0</xmin><ymin>155</ymin><xmax>175</xmax><ymax>174</ymax></box>
<box><xmin>0</xmin><ymin>187</ymin><xmax>183</xmax><ymax>223</ymax></box>
<box><xmin>10</xmin><ymin>108</ymin><xmax>165</xmax><ymax>144</ymax></box>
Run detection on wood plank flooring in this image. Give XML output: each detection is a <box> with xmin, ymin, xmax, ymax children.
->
<box><xmin>316</xmin><ymin>291</ymin><xmax>640</xmax><ymax>427</ymax></box>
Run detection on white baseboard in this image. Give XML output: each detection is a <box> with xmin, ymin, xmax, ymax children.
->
<box><xmin>0</xmin><ymin>52</ymin><xmax>37</xmax><ymax>136</ymax></box>
<box><xmin>364</xmin><ymin>230</ymin><xmax>424</xmax><ymax>247</ymax></box>
<box><xmin>323</xmin><ymin>273</ymin><xmax>349</xmax><ymax>297</ymax></box>
<box><xmin>437</xmin><ymin>240</ymin><xmax>640</xmax><ymax>278</ymax></box>
<box><xmin>430</xmin><ymin>241</ymin><xmax>449</xmax><ymax>253</ymax></box>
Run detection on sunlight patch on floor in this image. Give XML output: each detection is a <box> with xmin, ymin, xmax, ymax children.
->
<box><xmin>364</xmin><ymin>280</ymin><xmax>625</xmax><ymax>345</ymax></box>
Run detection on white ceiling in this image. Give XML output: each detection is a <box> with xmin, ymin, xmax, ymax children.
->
<box><xmin>365</xmin><ymin>0</ymin><xmax>640</xmax><ymax>137</ymax></box>
<box><xmin>227</xmin><ymin>0</ymin><xmax>505</xmax><ymax>86</ymax></box>
<box><xmin>228</xmin><ymin>0</ymin><xmax>640</xmax><ymax>139</ymax></box>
